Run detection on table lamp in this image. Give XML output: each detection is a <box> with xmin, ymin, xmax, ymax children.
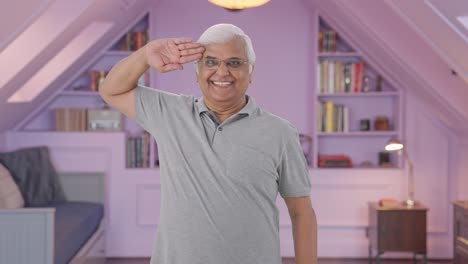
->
<box><xmin>385</xmin><ymin>139</ymin><xmax>415</xmax><ymax>207</ymax></box>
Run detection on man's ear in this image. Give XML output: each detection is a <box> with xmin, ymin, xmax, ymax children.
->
<box><xmin>249</xmin><ymin>65</ymin><xmax>254</xmax><ymax>83</ymax></box>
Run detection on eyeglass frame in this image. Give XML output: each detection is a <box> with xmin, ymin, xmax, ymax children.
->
<box><xmin>196</xmin><ymin>56</ymin><xmax>250</xmax><ymax>71</ymax></box>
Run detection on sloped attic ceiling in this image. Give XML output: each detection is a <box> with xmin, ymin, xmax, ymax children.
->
<box><xmin>0</xmin><ymin>0</ymin><xmax>153</xmax><ymax>132</ymax></box>
<box><xmin>387</xmin><ymin>0</ymin><xmax>468</xmax><ymax>84</ymax></box>
<box><xmin>0</xmin><ymin>0</ymin><xmax>52</xmax><ymax>50</ymax></box>
<box><xmin>307</xmin><ymin>0</ymin><xmax>468</xmax><ymax>135</ymax></box>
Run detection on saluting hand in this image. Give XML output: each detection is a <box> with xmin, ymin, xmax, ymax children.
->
<box><xmin>144</xmin><ymin>38</ymin><xmax>205</xmax><ymax>73</ymax></box>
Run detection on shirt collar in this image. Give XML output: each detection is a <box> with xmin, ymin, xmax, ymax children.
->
<box><xmin>196</xmin><ymin>95</ymin><xmax>257</xmax><ymax>117</ymax></box>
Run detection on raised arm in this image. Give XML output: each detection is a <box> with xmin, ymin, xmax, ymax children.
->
<box><xmin>99</xmin><ymin>38</ymin><xmax>205</xmax><ymax>119</ymax></box>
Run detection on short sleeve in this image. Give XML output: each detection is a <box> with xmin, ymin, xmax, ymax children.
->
<box><xmin>134</xmin><ymin>85</ymin><xmax>181</xmax><ymax>135</ymax></box>
<box><xmin>277</xmin><ymin>128</ymin><xmax>311</xmax><ymax>198</ymax></box>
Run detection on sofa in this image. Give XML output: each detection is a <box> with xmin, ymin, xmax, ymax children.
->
<box><xmin>0</xmin><ymin>146</ymin><xmax>105</xmax><ymax>264</ymax></box>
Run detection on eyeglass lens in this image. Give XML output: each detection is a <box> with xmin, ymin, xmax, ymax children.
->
<box><xmin>201</xmin><ymin>58</ymin><xmax>246</xmax><ymax>69</ymax></box>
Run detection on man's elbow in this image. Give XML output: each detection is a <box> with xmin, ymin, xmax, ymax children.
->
<box><xmin>98</xmin><ymin>80</ymin><xmax>111</xmax><ymax>97</ymax></box>
<box><xmin>98</xmin><ymin>79</ymin><xmax>118</xmax><ymax>103</ymax></box>
<box><xmin>98</xmin><ymin>89</ymin><xmax>111</xmax><ymax>106</ymax></box>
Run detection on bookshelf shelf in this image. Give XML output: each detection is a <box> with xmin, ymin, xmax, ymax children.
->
<box><xmin>124</xmin><ymin>167</ymin><xmax>159</xmax><ymax>173</ymax></box>
<box><xmin>314</xmin><ymin>16</ymin><xmax>402</xmax><ymax>169</ymax></box>
<box><xmin>317</xmin><ymin>131</ymin><xmax>398</xmax><ymax>137</ymax></box>
<box><xmin>60</xmin><ymin>91</ymin><xmax>100</xmax><ymax>96</ymax></box>
<box><xmin>317</xmin><ymin>92</ymin><xmax>399</xmax><ymax>97</ymax></box>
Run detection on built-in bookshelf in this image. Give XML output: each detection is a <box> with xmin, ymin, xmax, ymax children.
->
<box><xmin>19</xmin><ymin>13</ymin><xmax>158</xmax><ymax>169</ymax></box>
<box><xmin>313</xmin><ymin>17</ymin><xmax>402</xmax><ymax>169</ymax></box>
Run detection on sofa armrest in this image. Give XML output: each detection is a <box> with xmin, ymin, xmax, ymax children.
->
<box><xmin>0</xmin><ymin>207</ymin><xmax>55</xmax><ymax>213</ymax></box>
<box><xmin>0</xmin><ymin>207</ymin><xmax>56</xmax><ymax>264</ymax></box>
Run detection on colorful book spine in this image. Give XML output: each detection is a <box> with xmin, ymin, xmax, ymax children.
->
<box><xmin>325</xmin><ymin>101</ymin><xmax>334</xmax><ymax>132</ymax></box>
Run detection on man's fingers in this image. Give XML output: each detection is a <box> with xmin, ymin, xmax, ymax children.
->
<box><xmin>173</xmin><ymin>38</ymin><xmax>193</xmax><ymax>45</ymax></box>
<box><xmin>178</xmin><ymin>43</ymin><xmax>203</xmax><ymax>50</ymax></box>
<box><xmin>179</xmin><ymin>53</ymin><xmax>203</xmax><ymax>64</ymax></box>
<box><xmin>161</xmin><ymin>63</ymin><xmax>183</xmax><ymax>72</ymax></box>
<box><xmin>180</xmin><ymin>47</ymin><xmax>205</xmax><ymax>56</ymax></box>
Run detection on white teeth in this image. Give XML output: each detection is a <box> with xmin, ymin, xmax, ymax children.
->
<box><xmin>212</xmin><ymin>81</ymin><xmax>232</xmax><ymax>87</ymax></box>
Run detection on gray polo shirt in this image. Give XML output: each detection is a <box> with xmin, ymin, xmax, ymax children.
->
<box><xmin>134</xmin><ymin>85</ymin><xmax>311</xmax><ymax>264</ymax></box>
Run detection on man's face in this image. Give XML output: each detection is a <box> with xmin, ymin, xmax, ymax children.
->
<box><xmin>196</xmin><ymin>37</ymin><xmax>252</xmax><ymax>105</ymax></box>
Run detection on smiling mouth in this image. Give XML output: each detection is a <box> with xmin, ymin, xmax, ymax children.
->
<box><xmin>211</xmin><ymin>81</ymin><xmax>233</xmax><ymax>87</ymax></box>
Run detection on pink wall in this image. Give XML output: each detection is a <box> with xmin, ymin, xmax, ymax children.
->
<box><xmin>452</xmin><ymin>138</ymin><xmax>468</xmax><ymax>200</ymax></box>
<box><xmin>151</xmin><ymin>0</ymin><xmax>314</xmax><ymax>133</ymax></box>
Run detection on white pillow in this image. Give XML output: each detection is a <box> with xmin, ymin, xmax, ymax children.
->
<box><xmin>0</xmin><ymin>163</ymin><xmax>25</xmax><ymax>209</ymax></box>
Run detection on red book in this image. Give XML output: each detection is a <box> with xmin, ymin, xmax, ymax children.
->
<box><xmin>89</xmin><ymin>70</ymin><xmax>99</xmax><ymax>92</ymax></box>
<box><xmin>318</xmin><ymin>31</ymin><xmax>324</xmax><ymax>52</ymax></box>
<box><xmin>378</xmin><ymin>198</ymin><xmax>400</xmax><ymax>208</ymax></box>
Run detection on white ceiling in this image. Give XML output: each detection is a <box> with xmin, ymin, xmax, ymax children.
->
<box><xmin>386</xmin><ymin>0</ymin><xmax>468</xmax><ymax>84</ymax></box>
<box><xmin>427</xmin><ymin>0</ymin><xmax>468</xmax><ymax>42</ymax></box>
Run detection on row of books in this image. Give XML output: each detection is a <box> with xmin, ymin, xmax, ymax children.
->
<box><xmin>317</xmin><ymin>60</ymin><xmax>365</xmax><ymax>94</ymax></box>
<box><xmin>88</xmin><ymin>70</ymin><xmax>149</xmax><ymax>92</ymax></box>
<box><xmin>119</xmin><ymin>31</ymin><xmax>148</xmax><ymax>51</ymax></box>
<box><xmin>89</xmin><ymin>70</ymin><xmax>109</xmax><ymax>92</ymax></box>
<box><xmin>53</xmin><ymin>108</ymin><xmax>123</xmax><ymax>132</ymax></box>
<box><xmin>318</xmin><ymin>30</ymin><xmax>337</xmax><ymax>53</ymax></box>
<box><xmin>53</xmin><ymin>108</ymin><xmax>88</xmax><ymax>131</ymax></box>
<box><xmin>126</xmin><ymin>132</ymin><xmax>151</xmax><ymax>168</ymax></box>
<box><xmin>317</xmin><ymin>101</ymin><xmax>349</xmax><ymax>133</ymax></box>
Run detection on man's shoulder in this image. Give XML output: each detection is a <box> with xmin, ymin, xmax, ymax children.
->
<box><xmin>255</xmin><ymin>108</ymin><xmax>298</xmax><ymax>136</ymax></box>
<box><xmin>136</xmin><ymin>85</ymin><xmax>196</xmax><ymax>106</ymax></box>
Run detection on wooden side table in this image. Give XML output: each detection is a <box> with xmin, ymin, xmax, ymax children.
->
<box><xmin>367</xmin><ymin>202</ymin><xmax>428</xmax><ymax>264</ymax></box>
<box><xmin>453</xmin><ymin>201</ymin><xmax>468</xmax><ymax>264</ymax></box>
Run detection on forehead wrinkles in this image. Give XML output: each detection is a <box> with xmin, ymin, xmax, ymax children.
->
<box><xmin>203</xmin><ymin>38</ymin><xmax>247</xmax><ymax>59</ymax></box>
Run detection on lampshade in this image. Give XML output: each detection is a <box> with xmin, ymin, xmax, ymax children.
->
<box><xmin>208</xmin><ymin>0</ymin><xmax>270</xmax><ymax>10</ymax></box>
<box><xmin>385</xmin><ymin>138</ymin><xmax>404</xmax><ymax>151</ymax></box>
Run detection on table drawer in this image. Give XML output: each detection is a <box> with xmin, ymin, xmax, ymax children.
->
<box><xmin>455</xmin><ymin>238</ymin><xmax>468</xmax><ymax>264</ymax></box>
<box><xmin>377</xmin><ymin>210</ymin><xmax>426</xmax><ymax>252</ymax></box>
<box><xmin>455</xmin><ymin>210</ymin><xmax>468</xmax><ymax>222</ymax></box>
<box><xmin>458</xmin><ymin>224</ymin><xmax>468</xmax><ymax>241</ymax></box>
<box><xmin>455</xmin><ymin>211</ymin><xmax>468</xmax><ymax>240</ymax></box>
<box><xmin>454</xmin><ymin>201</ymin><xmax>468</xmax><ymax>264</ymax></box>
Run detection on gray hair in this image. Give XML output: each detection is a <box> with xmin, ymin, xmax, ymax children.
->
<box><xmin>195</xmin><ymin>24</ymin><xmax>256</xmax><ymax>74</ymax></box>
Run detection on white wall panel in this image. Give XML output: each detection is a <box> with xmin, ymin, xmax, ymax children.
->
<box><xmin>136</xmin><ymin>184</ymin><xmax>161</xmax><ymax>227</ymax></box>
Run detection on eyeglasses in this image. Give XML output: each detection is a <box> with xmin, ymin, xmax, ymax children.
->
<box><xmin>197</xmin><ymin>57</ymin><xmax>249</xmax><ymax>70</ymax></box>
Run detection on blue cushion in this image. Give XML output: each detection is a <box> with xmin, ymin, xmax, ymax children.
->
<box><xmin>52</xmin><ymin>201</ymin><xmax>104</xmax><ymax>264</ymax></box>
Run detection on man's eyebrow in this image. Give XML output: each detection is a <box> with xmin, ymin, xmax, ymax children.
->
<box><xmin>203</xmin><ymin>56</ymin><xmax>243</xmax><ymax>60</ymax></box>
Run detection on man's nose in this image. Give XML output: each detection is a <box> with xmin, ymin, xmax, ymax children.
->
<box><xmin>215</xmin><ymin>62</ymin><xmax>230</xmax><ymax>76</ymax></box>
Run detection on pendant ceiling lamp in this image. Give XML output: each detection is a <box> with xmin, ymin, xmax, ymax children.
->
<box><xmin>208</xmin><ymin>0</ymin><xmax>271</xmax><ymax>10</ymax></box>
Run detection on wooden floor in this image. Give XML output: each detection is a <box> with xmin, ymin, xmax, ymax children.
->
<box><xmin>106</xmin><ymin>257</ymin><xmax>453</xmax><ymax>263</ymax></box>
